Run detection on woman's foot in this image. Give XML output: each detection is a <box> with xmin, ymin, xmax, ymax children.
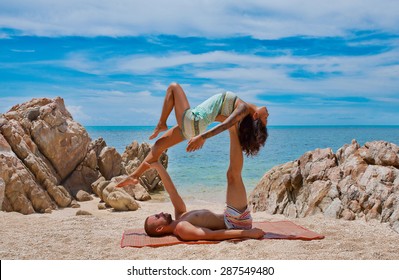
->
<box><xmin>116</xmin><ymin>162</ymin><xmax>153</xmax><ymax>188</ymax></box>
<box><xmin>115</xmin><ymin>175</ymin><xmax>139</xmax><ymax>188</ymax></box>
<box><xmin>149</xmin><ymin>123</ymin><xmax>168</xmax><ymax>140</ymax></box>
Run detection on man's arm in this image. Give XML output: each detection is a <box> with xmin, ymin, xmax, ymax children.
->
<box><xmin>150</xmin><ymin>162</ymin><xmax>187</xmax><ymax>219</ymax></box>
<box><xmin>174</xmin><ymin>221</ymin><xmax>264</xmax><ymax>241</ymax></box>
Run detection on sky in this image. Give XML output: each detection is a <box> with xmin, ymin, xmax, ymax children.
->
<box><xmin>0</xmin><ymin>0</ymin><xmax>398</xmax><ymax>126</ymax></box>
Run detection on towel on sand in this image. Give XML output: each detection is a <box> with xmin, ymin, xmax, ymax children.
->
<box><xmin>121</xmin><ymin>221</ymin><xmax>324</xmax><ymax>248</ymax></box>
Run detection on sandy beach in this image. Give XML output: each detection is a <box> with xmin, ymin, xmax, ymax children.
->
<box><xmin>1</xmin><ymin>195</ymin><xmax>398</xmax><ymax>260</ymax></box>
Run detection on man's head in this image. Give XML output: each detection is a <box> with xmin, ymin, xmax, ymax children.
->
<box><xmin>144</xmin><ymin>212</ymin><xmax>173</xmax><ymax>237</ymax></box>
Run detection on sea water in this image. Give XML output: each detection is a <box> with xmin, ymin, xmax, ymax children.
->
<box><xmin>86</xmin><ymin>126</ymin><xmax>399</xmax><ymax>202</ymax></box>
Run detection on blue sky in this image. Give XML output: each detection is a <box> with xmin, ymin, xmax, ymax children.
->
<box><xmin>0</xmin><ymin>0</ymin><xmax>398</xmax><ymax>126</ymax></box>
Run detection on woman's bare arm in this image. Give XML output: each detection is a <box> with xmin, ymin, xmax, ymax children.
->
<box><xmin>186</xmin><ymin>101</ymin><xmax>249</xmax><ymax>152</ymax></box>
<box><xmin>203</xmin><ymin>102</ymin><xmax>249</xmax><ymax>140</ymax></box>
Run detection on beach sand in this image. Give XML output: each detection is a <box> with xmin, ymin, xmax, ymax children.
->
<box><xmin>1</xmin><ymin>195</ymin><xmax>398</xmax><ymax>260</ymax></box>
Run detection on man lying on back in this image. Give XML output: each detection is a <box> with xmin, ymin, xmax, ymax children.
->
<box><xmin>143</xmin><ymin>126</ymin><xmax>264</xmax><ymax>241</ymax></box>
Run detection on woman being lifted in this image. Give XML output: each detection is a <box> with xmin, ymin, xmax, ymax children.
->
<box><xmin>116</xmin><ymin>82</ymin><xmax>269</xmax><ymax>188</ymax></box>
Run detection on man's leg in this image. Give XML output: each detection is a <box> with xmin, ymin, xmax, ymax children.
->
<box><xmin>225</xmin><ymin>126</ymin><xmax>248</xmax><ymax>212</ymax></box>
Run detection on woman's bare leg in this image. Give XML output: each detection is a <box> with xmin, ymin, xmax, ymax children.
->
<box><xmin>116</xmin><ymin>126</ymin><xmax>185</xmax><ymax>187</ymax></box>
<box><xmin>116</xmin><ymin>83</ymin><xmax>190</xmax><ymax>187</ymax></box>
<box><xmin>149</xmin><ymin>83</ymin><xmax>190</xmax><ymax>140</ymax></box>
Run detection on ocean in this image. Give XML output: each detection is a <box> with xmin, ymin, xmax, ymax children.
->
<box><xmin>86</xmin><ymin>126</ymin><xmax>399</xmax><ymax>202</ymax></box>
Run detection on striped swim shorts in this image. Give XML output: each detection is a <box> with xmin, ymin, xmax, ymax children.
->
<box><xmin>181</xmin><ymin>108</ymin><xmax>206</xmax><ymax>140</ymax></box>
<box><xmin>224</xmin><ymin>205</ymin><xmax>253</xmax><ymax>230</ymax></box>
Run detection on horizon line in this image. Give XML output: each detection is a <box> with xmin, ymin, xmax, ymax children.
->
<box><xmin>84</xmin><ymin>124</ymin><xmax>399</xmax><ymax>127</ymax></box>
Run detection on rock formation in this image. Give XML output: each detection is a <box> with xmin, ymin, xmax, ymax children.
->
<box><xmin>249</xmin><ymin>140</ymin><xmax>399</xmax><ymax>233</ymax></box>
<box><xmin>0</xmin><ymin>97</ymin><xmax>167</xmax><ymax>214</ymax></box>
<box><xmin>122</xmin><ymin>141</ymin><xmax>168</xmax><ymax>192</ymax></box>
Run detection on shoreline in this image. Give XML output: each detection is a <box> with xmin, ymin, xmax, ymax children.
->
<box><xmin>1</xmin><ymin>196</ymin><xmax>398</xmax><ymax>260</ymax></box>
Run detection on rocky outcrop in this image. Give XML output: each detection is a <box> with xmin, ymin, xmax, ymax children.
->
<box><xmin>122</xmin><ymin>141</ymin><xmax>168</xmax><ymax>192</ymax></box>
<box><xmin>0</xmin><ymin>97</ymin><xmax>167</xmax><ymax>214</ymax></box>
<box><xmin>0</xmin><ymin>133</ymin><xmax>56</xmax><ymax>214</ymax></box>
<box><xmin>249</xmin><ymin>140</ymin><xmax>399</xmax><ymax>233</ymax></box>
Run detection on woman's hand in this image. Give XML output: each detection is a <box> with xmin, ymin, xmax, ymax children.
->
<box><xmin>186</xmin><ymin>135</ymin><xmax>206</xmax><ymax>152</ymax></box>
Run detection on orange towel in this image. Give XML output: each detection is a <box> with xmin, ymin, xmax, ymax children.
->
<box><xmin>121</xmin><ymin>221</ymin><xmax>324</xmax><ymax>248</ymax></box>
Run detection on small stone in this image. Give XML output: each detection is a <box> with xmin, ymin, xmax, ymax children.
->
<box><xmin>76</xmin><ymin>210</ymin><xmax>92</xmax><ymax>216</ymax></box>
<box><xmin>76</xmin><ymin>190</ymin><xmax>93</xmax><ymax>202</ymax></box>
<box><xmin>341</xmin><ymin>209</ymin><xmax>355</xmax><ymax>220</ymax></box>
<box><xmin>70</xmin><ymin>201</ymin><xmax>81</xmax><ymax>208</ymax></box>
<box><xmin>98</xmin><ymin>203</ymin><xmax>107</xmax><ymax>210</ymax></box>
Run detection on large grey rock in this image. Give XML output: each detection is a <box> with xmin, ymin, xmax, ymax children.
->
<box><xmin>2</xmin><ymin>97</ymin><xmax>91</xmax><ymax>180</ymax></box>
<box><xmin>0</xmin><ymin>97</ymin><xmax>169</xmax><ymax>215</ymax></box>
<box><xmin>249</xmin><ymin>140</ymin><xmax>399</xmax><ymax>233</ymax></box>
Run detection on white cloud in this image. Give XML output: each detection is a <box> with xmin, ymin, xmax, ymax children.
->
<box><xmin>0</xmin><ymin>33</ymin><xmax>10</xmax><ymax>39</ymax></box>
<box><xmin>1</xmin><ymin>0</ymin><xmax>398</xmax><ymax>38</ymax></box>
<box><xmin>10</xmin><ymin>49</ymin><xmax>35</xmax><ymax>53</ymax></box>
<box><xmin>59</xmin><ymin>47</ymin><xmax>399</xmax><ymax>101</ymax></box>
<box><xmin>114</xmin><ymin>51</ymin><xmax>261</xmax><ymax>73</ymax></box>
<box><xmin>61</xmin><ymin>52</ymin><xmax>102</xmax><ymax>75</ymax></box>
<box><xmin>65</xmin><ymin>105</ymin><xmax>92</xmax><ymax>122</ymax></box>
<box><xmin>1</xmin><ymin>0</ymin><xmax>398</xmax><ymax>127</ymax></box>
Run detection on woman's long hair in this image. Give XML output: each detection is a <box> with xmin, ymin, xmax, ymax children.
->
<box><xmin>238</xmin><ymin>114</ymin><xmax>268</xmax><ymax>156</ymax></box>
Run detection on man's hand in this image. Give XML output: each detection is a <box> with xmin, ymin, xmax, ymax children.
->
<box><xmin>244</xmin><ymin>228</ymin><xmax>265</xmax><ymax>239</ymax></box>
<box><xmin>186</xmin><ymin>135</ymin><xmax>206</xmax><ymax>152</ymax></box>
